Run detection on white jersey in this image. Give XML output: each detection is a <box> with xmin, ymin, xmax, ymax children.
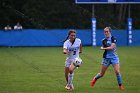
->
<box><xmin>63</xmin><ymin>38</ymin><xmax>81</xmax><ymax>59</ymax></box>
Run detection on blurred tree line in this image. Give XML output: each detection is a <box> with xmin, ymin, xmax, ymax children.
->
<box><xmin>0</xmin><ymin>0</ymin><xmax>140</xmax><ymax>29</ymax></box>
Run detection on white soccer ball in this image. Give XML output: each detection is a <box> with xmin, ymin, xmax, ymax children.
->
<box><xmin>73</xmin><ymin>57</ymin><xmax>83</xmax><ymax>67</ymax></box>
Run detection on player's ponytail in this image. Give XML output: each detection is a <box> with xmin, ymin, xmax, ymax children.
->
<box><xmin>63</xmin><ymin>36</ymin><xmax>69</xmax><ymax>42</ymax></box>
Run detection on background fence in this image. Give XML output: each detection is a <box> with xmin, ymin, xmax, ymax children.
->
<box><xmin>0</xmin><ymin>29</ymin><xmax>139</xmax><ymax>47</ymax></box>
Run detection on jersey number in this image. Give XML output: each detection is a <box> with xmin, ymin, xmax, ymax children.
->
<box><xmin>73</xmin><ymin>51</ymin><xmax>76</xmax><ymax>55</ymax></box>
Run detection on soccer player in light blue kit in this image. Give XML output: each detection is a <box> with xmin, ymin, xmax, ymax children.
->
<box><xmin>91</xmin><ymin>27</ymin><xmax>124</xmax><ymax>90</ymax></box>
<box><xmin>63</xmin><ymin>30</ymin><xmax>82</xmax><ymax>91</ymax></box>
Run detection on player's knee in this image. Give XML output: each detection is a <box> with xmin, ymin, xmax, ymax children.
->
<box><xmin>115</xmin><ymin>71</ymin><xmax>120</xmax><ymax>75</ymax></box>
<box><xmin>100</xmin><ymin>74</ymin><xmax>104</xmax><ymax>77</ymax></box>
<box><xmin>69</xmin><ymin>71</ymin><xmax>73</xmax><ymax>74</ymax></box>
<box><xmin>99</xmin><ymin>73</ymin><xmax>104</xmax><ymax>77</ymax></box>
<box><xmin>69</xmin><ymin>69</ymin><xmax>74</xmax><ymax>74</ymax></box>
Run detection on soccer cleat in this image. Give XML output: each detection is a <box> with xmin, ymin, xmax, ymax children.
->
<box><xmin>70</xmin><ymin>84</ymin><xmax>74</xmax><ymax>91</ymax></box>
<box><xmin>119</xmin><ymin>85</ymin><xmax>124</xmax><ymax>90</ymax></box>
<box><xmin>65</xmin><ymin>84</ymin><xmax>70</xmax><ymax>90</ymax></box>
<box><xmin>91</xmin><ymin>78</ymin><xmax>96</xmax><ymax>87</ymax></box>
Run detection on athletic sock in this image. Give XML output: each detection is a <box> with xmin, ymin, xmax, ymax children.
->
<box><xmin>95</xmin><ymin>73</ymin><xmax>102</xmax><ymax>80</ymax></box>
<box><xmin>116</xmin><ymin>73</ymin><xmax>122</xmax><ymax>85</ymax></box>
<box><xmin>68</xmin><ymin>73</ymin><xmax>74</xmax><ymax>85</ymax></box>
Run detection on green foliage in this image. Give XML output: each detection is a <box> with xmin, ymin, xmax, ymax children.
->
<box><xmin>0</xmin><ymin>0</ymin><xmax>140</xmax><ymax>29</ymax></box>
<box><xmin>0</xmin><ymin>46</ymin><xmax>140</xmax><ymax>93</ymax></box>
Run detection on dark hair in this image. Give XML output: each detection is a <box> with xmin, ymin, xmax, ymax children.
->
<box><xmin>63</xmin><ymin>30</ymin><xmax>76</xmax><ymax>42</ymax></box>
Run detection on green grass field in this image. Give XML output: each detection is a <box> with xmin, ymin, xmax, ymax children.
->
<box><xmin>0</xmin><ymin>46</ymin><xmax>140</xmax><ymax>93</ymax></box>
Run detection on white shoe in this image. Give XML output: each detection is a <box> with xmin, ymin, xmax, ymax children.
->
<box><xmin>70</xmin><ymin>84</ymin><xmax>74</xmax><ymax>90</ymax></box>
<box><xmin>65</xmin><ymin>84</ymin><xmax>70</xmax><ymax>90</ymax></box>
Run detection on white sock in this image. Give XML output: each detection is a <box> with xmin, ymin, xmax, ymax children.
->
<box><xmin>68</xmin><ymin>73</ymin><xmax>74</xmax><ymax>85</ymax></box>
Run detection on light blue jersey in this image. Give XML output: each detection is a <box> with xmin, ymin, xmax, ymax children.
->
<box><xmin>102</xmin><ymin>36</ymin><xmax>118</xmax><ymax>58</ymax></box>
<box><xmin>101</xmin><ymin>36</ymin><xmax>119</xmax><ymax>67</ymax></box>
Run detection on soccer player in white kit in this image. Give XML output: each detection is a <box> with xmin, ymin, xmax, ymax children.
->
<box><xmin>63</xmin><ymin>30</ymin><xmax>82</xmax><ymax>91</ymax></box>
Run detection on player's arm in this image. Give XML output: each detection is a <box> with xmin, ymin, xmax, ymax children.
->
<box><xmin>100</xmin><ymin>43</ymin><xmax>116</xmax><ymax>50</ymax></box>
<box><xmin>63</xmin><ymin>48</ymin><xmax>68</xmax><ymax>54</ymax></box>
<box><xmin>79</xmin><ymin>44</ymin><xmax>82</xmax><ymax>53</ymax></box>
<box><xmin>63</xmin><ymin>41</ymin><xmax>68</xmax><ymax>54</ymax></box>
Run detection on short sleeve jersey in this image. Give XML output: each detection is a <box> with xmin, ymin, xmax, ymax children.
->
<box><xmin>102</xmin><ymin>36</ymin><xmax>118</xmax><ymax>58</ymax></box>
<box><xmin>63</xmin><ymin>38</ymin><xmax>81</xmax><ymax>59</ymax></box>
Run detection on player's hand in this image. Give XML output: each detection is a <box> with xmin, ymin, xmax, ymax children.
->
<box><xmin>63</xmin><ymin>50</ymin><xmax>68</xmax><ymax>54</ymax></box>
<box><xmin>63</xmin><ymin>51</ymin><xmax>67</xmax><ymax>54</ymax></box>
<box><xmin>100</xmin><ymin>47</ymin><xmax>104</xmax><ymax>50</ymax></box>
<box><xmin>63</xmin><ymin>49</ymin><xmax>68</xmax><ymax>54</ymax></box>
<box><xmin>79</xmin><ymin>51</ymin><xmax>82</xmax><ymax>53</ymax></box>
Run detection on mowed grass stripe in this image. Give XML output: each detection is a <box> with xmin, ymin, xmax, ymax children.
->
<box><xmin>0</xmin><ymin>46</ymin><xmax>139</xmax><ymax>93</ymax></box>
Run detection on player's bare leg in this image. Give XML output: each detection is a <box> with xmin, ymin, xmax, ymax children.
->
<box><xmin>67</xmin><ymin>64</ymin><xmax>75</xmax><ymax>90</ymax></box>
<box><xmin>65</xmin><ymin>67</ymin><xmax>69</xmax><ymax>89</ymax></box>
<box><xmin>91</xmin><ymin>65</ymin><xmax>108</xmax><ymax>87</ymax></box>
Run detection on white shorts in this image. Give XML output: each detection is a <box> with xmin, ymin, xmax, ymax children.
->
<box><xmin>65</xmin><ymin>58</ymin><xmax>75</xmax><ymax>67</ymax></box>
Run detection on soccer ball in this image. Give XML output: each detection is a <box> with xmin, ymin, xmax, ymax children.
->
<box><xmin>73</xmin><ymin>57</ymin><xmax>83</xmax><ymax>67</ymax></box>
